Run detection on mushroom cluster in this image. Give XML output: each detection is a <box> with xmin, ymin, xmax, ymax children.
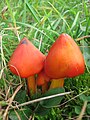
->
<box><xmin>8</xmin><ymin>33</ymin><xmax>85</xmax><ymax>95</ymax></box>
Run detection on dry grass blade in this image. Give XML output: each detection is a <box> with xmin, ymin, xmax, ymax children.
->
<box><xmin>76</xmin><ymin>35</ymin><xmax>90</xmax><ymax>41</ymax></box>
<box><xmin>1</xmin><ymin>6</ymin><xmax>8</xmax><ymax>14</ymax></box>
<box><xmin>11</xmin><ymin>91</ymin><xmax>73</xmax><ymax>109</ymax></box>
<box><xmin>4</xmin><ymin>27</ymin><xmax>21</xmax><ymax>30</ymax></box>
<box><xmin>8</xmin><ymin>23</ymin><xmax>20</xmax><ymax>42</ymax></box>
<box><xmin>5</xmin><ymin>86</ymin><xmax>10</xmax><ymax>100</ymax></box>
<box><xmin>76</xmin><ymin>101</ymin><xmax>87</xmax><ymax>120</ymax></box>
<box><xmin>0</xmin><ymin>36</ymin><xmax>7</xmax><ymax>70</ymax></box>
<box><xmin>3</xmin><ymin>84</ymin><xmax>23</xmax><ymax>120</ymax></box>
<box><xmin>1</xmin><ymin>6</ymin><xmax>8</xmax><ymax>20</ymax></box>
<box><xmin>14</xmin><ymin>109</ymin><xmax>21</xmax><ymax>120</ymax></box>
<box><xmin>55</xmin><ymin>89</ymin><xmax>89</xmax><ymax>108</ymax></box>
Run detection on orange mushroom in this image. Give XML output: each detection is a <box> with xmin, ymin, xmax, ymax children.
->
<box><xmin>36</xmin><ymin>69</ymin><xmax>50</xmax><ymax>93</ymax></box>
<box><xmin>8</xmin><ymin>37</ymin><xmax>45</xmax><ymax>78</ymax></box>
<box><xmin>8</xmin><ymin>37</ymin><xmax>45</xmax><ymax>95</ymax></box>
<box><xmin>44</xmin><ymin>33</ymin><xmax>85</xmax><ymax>88</ymax></box>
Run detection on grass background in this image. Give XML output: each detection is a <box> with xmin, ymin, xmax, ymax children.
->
<box><xmin>0</xmin><ymin>0</ymin><xmax>90</xmax><ymax>119</ymax></box>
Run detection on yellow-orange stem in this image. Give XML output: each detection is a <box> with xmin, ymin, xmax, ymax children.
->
<box><xmin>49</xmin><ymin>78</ymin><xmax>64</xmax><ymax>89</ymax></box>
<box><xmin>27</xmin><ymin>75</ymin><xmax>36</xmax><ymax>96</ymax></box>
<box><xmin>42</xmin><ymin>82</ymin><xmax>48</xmax><ymax>93</ymax></box>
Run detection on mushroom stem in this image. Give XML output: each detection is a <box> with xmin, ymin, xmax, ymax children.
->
<box><xmin>26</xmin><ymin>75</ymin><xmax>36</xmax><ymax>96</ymax></box>
<box><xmin>49</xmin><ymin>78</ymin><xmax>64</xmax><ymax>89</ymax></box>
<box><xmin>42</xmin><ymin>81</ymin><xmax>48</xmax><ymax>93</ymax></box>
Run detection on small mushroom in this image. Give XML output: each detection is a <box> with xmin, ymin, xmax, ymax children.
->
<box><xmin>8</xmin><ymin>37</ymin><xmax>45</xmax><ymax>78</ymax></box>
<box><xmin>44</xmin><ymin>33</ymin><xmax>85</xmax><ymax>88</ymax></box>
<box><xmin>8</xmin><ymin>37</ymin><xmax>45</xmax><ymax>95</ymax></box>
<box><xmin>36</xmin><ymin>69</ymin><xmax>50</xmax><ymax>93</ymax></box>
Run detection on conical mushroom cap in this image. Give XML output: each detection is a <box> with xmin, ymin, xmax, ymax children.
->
<box><xmin>44</xmin><ymin>33</ymin><xmax>85</xmax><ymax>78</ymax></box>
<box><xmin>8</xmin><ymin>37</ymin><xmax>45</xmax><ymax>78</ymax></box>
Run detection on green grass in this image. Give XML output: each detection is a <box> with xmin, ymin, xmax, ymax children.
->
<box><xmin>0</xmin><ymin>0</ymin><xmax>90</xmax><ymax>119</ymax></box>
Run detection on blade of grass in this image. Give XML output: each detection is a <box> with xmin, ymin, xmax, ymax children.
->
<box><xmin>70</xmin><ymin>12</ymin><xmax>80</xmax><ymax>31</ymax></box>
<box><xmin>76</xmin><ymin>101</ymin><xmax>87</xmax><ymax>120</ymax></box>
<box><xmin>55</xmin><ymin>89</ymin><xmax>90</xmax><ymax>108</ymax></box>
<box><xmin>6</xmin><ymin>0</ymin><xmax>16</xmax><ymax>27</ymax></box>
<box><xmin>6</xmin><ymin>0</ymin><xmax>20</xmax><ymax>41</ymax></box>
<box><xmin>26</xmin><ymin>0</ymin><xmax>40</xmax><ymax>22</ymax></box>
<box><xmin>22</xmin><ymin>0</ymin><xmax>26</xmax><ymax>23</ymax></box>
<box><xmin>85</xmin><ymin>17</ymin><xmax>90</xmax><ymax>35</ymax></box>
<box><xmin>39</xmin><ymin>10</ymin><xmax>52</xmax><ymax>27</ymax></box>
<box><xmin>53</xmin><ymin>19</ymin><xmax>61</xmax><ymax>30</ymax></box>
<box><xmin>82</xmin><ymin>0</ymin><xmax>90</xmax><ymax>35</ymax></box>
<box><xmin>17</xmin><ymin>22</ymin><xmax>54</xmax><ymax>42</ymax></box>
<box><xmin>48</xmin><ymin>1</ymin><xmax>71</xmax><ymax>34</ymax></box>
<box><xmin>3</xmin><ymin>84</ymin><xmax>23</xmax><ymax>120</ymax></box>
<box><xmin>10</xmin><ymin>91</ymin><xmax>73</xmax><ymax>109</ymax></box>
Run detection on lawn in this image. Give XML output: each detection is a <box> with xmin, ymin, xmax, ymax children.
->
<box><xmin>0</xmin><ymin>0</ymin><xmax>90</xmax><ymax>120</ymax></box>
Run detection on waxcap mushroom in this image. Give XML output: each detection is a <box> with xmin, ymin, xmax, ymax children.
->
<box><xmin>8</xmin><ymin>37</ymin><xmax>45</xmax><ymax>78</ymax></box>
<box><xmin>37</xmin><ymin>69</ymin><xmax>50</xmax><ymax>86</ymax></box>
<box><xmin>44</xmin><ymin>33</ymin><xmax>85</xmax><ymax>78</ymax></box>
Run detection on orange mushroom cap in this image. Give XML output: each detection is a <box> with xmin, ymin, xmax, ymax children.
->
<box><xmin>44</xmin><ymin>33</ymin><xmax>85</xmax><ymax>78</ymax></box>
<box><xmin>8</xmin><ymin>37</ymin><xmax>45</xmax><ymax>78</ymax></box>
